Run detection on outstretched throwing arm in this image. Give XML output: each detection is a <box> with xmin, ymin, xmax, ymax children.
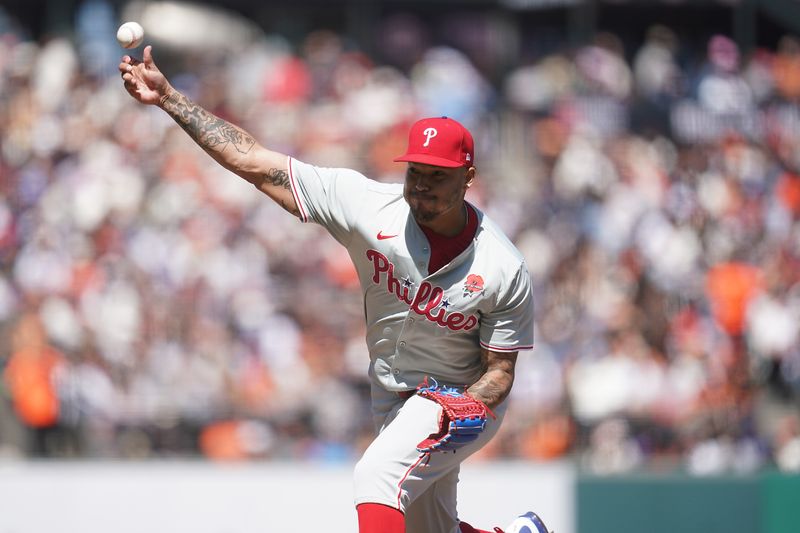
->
<box><xmin>119</xmin><ymin>45</ymin><xmax>299</xmax><ymax>217</ymax></box>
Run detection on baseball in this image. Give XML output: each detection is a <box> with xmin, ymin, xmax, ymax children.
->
<box><xmin>116</xmin><ymin>21</ymin><xmax>144</xmax><ymax>49</ymax></box>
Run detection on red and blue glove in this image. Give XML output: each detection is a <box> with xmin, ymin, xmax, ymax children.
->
<box><xmin>415</xmin><ymin>379</ymin><xmax>495</xmax><ymax>453</ymax></box>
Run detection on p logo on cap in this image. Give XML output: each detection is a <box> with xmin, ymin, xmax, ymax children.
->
<box><xmin>422</xmin><ymin>127</ymin><xmax>438</xmax><ymax>147</ymax></box>
<box><xmin>394</xmin><ymin>117</ymin><xmax>474</xmax><ymax>168</ymax></box>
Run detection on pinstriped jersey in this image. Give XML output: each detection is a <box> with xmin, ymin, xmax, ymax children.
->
<box><xmin>287</xmin><ymin>157</ymin><xmax>534</xmax><ymax>391</ymax></box>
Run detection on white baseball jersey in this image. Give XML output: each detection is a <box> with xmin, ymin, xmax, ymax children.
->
<box><xmin>287</xmin><ymin>157</ymin><xmax>534</xmax><ymax>392</ymax></box>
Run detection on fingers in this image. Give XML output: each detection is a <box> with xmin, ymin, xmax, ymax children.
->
<box><xmin>143</xmin><ymin>45</ymin><xmax>154</xmax><ymax>66</ymax></box>
<box><xmin>119</xmin><ymin>60</ymin><xmax>139</xmax><ymax>95</ymax></box>
<box><xmin>121</xmin><ymin>71</ymin><xmax>136</xmax><ymax>93</ymax></box>
<box><xmin>120</xmin><ymin>55</ymin><xmax>141</xmax><ymax>67</ymax></box>
<box><xmin>119</xmin><ymin>62</ymin><xmax>136</xmax><ymax>90</ymax></box>
<box><xmin>121</xmin><ymin>76</ymin><xmax>137</xmax><ymax>94</ymax></box>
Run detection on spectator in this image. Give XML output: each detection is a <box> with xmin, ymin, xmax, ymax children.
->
<box><xmin>3</xmin><ymin>313</ymin><xmax>68</xmax><ymax>455</ymax></box>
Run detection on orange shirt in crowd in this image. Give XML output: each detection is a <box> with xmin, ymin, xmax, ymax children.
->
<box><xmin>4</xmin><ymin>345</ymin><xmax>65</xmax><ymax>428</ymax></box>
<box><xmin>705</xmin><ymin>262</ymin><xmax>764</xmax><ymax>336</ymax></box>
<box><xmin>776</xmin><ymin>172</ymin><xmax>800</xmax><ymax>214</ymax></box>
<box><xmin>773</xmin><ymin>52</ymin><xmax>800</xmax><ymax>100</ymax></box>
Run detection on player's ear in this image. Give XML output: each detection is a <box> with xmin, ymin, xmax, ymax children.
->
<box><xmin>465</xmin><ymin>166</ymin><xmax>476</xmax><ymax>189</ymax></box>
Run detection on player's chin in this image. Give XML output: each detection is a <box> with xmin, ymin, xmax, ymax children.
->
<box><xmin>410</xmin><ymin>205</ymin><xmax>439</xmax><ymax>223</ymax></box>
<box><xmin>409</xmin><ymin>193</ymin><xmax>442</xmax><ymax>217</ymax></box>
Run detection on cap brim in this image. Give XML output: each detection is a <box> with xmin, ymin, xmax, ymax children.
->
<box><xmin>393</xmin><ymin>154</ymin><xmax>464</xmax><ymax>168</ymax></box>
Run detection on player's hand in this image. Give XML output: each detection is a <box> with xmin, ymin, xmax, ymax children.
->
<box><xmin>119</xmin><ymin>45</ymin><xmax>173</xmax><ymax>106</ymax></box>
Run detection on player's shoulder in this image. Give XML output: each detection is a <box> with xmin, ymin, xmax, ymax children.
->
<box><xmin>365</xmin><ymin>179</ymin><xmax>404</xmax><ymax>196</ymax></box>
<box><xmin>347</xmin><ymin>171</ymin><xmax>404</xmax><ymax>201</ymax></box>
<box><xmin>473</xmin><ymin>207</ymin><xmax>526</xmax><ymax>269</ymax></box>
<box><xmin>291</xmin><ymin>158</ymin><xmax>403</xmax><ymax>196</ymax></box>
<box><xmin>321</xmin><ymin>166</ymin><xmax>404</xmax><ymax>201</ymax></box>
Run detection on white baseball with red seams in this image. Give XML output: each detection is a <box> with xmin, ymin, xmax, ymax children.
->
<box><xmin>116</xmin><ymin>21</ymin><xmax>144</xmax><ymax>49</ymax></box>
<box><xmin>286</xmin><ymin>156</ymin><xmax>534</xmax><ymax>533</ymax></box>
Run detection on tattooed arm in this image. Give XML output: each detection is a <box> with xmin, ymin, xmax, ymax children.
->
<box><xmin>467</xmin><ymin>348</ymin><xmax>517</xmax><ymax>409</ymax></box>
<box><xmin>119</xmin><ymin>46</ymin><xmax>299</xmax><ymax>217</ymax></box>
<box><xmin>158</xmin><ymin>91</ymin><xmax>299</xmax><ymax>215</ymax></box>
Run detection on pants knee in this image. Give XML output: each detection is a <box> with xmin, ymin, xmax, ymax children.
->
<box><xmin>354</xmin><ymin>452</ymin><xmax>380</xmax><ymax>495</ymax></box>
<box><xmin>353</xmin><ymin>451</ymin><xmax>399</xmax><ymax>506</ymax></box>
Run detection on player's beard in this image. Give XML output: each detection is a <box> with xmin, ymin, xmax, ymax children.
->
<box><xmin>407</xmin><ymin>191</ymin><xmax>461</xmax><ymax>225</ymax></box>
<box><xmin>408</xmin><ymin>195</ymin><xmax>438</xmax><ymax>223</ymax></box>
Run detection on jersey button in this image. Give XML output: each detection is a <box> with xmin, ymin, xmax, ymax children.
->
<box><xmin>399</xmin><ymin>341</ymin><xmax>406</xmax><ymax>347</ymax></box>
<box><xmin>393</xmin><ymin>369</ymin><xmax>400</xmax><ymax>375</ymax></box>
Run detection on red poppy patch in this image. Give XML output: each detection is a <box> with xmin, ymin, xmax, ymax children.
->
<box><xmin>463</xmin><ymin>274</ymin><xmax>485</xmax><ymax>297</ymax></box>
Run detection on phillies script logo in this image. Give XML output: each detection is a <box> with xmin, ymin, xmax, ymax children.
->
<box><xmin>367</xmin><ymin>250</ymin><xmax>478</xmax><ymax>331</ymax></box>
<box><xmin>463</xmin><ymin>274</ymin><xmax>485</xmax><ymax>297</ymax></box>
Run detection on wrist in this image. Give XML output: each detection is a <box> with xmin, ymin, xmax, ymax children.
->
<box><xmin>158</xmin><ymin>85</ymin><xmax>176</xmax><ymax>109</ymax></box>
<box><xmin>465</xmin><ymin>388</ymin><xmax>500</xmax><ymax>414</ymax></box>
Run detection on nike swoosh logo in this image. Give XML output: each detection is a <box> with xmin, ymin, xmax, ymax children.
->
<box><xmin>377</xmin><ymin>231</ymin><xmax>398</xmax><ymax>240</ymax></box>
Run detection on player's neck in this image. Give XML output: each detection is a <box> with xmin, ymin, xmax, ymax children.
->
<box><xmin>419</xmin><ymin>202</ymin><xmax>468</xmax><ymax>237</ymax></box>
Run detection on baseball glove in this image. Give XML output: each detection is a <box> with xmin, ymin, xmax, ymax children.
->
<box><xmin>415</xmin><ymin>378</ymin><xmax>495</xmax><ymax>453</ymax></box>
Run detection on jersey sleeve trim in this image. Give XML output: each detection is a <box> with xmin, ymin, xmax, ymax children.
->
<box><xmin>287</xmin><ymin>156</ymin><xmax>309</xmax><ymax>223</ymax></box>
<box><xmin>480</xmin><ymin>341</ymin><xmax>533</xmax><ymax>353</ymax></box>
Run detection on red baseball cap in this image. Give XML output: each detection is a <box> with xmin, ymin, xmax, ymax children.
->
<box><xmin>394</xmin><ymin>116</ymin><xmax>475</xmax><ymax>168</ymax></box>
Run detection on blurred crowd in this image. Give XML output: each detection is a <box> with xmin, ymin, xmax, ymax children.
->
<box><xmin>1</xmin><ymin>2</ymin><xmax>800</xmax><ymax>475</ymax></box>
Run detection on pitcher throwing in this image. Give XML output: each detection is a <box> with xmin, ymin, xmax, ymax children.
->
<box><xmin>120</xmin><ymin>45</ymin><xmax>550</xmax><ymax>533</ymax></box>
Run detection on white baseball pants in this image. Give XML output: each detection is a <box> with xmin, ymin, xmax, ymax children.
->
<box><xmin>354</xmin><ymin>381</ymin><xmax>507</xmax><ymax>533</ymax></box>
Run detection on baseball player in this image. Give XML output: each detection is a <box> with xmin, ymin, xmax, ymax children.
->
<box><xmin>119</xmin><ymin>46</ymin><xmax>550</xmax><ymax>533</ymax></box>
